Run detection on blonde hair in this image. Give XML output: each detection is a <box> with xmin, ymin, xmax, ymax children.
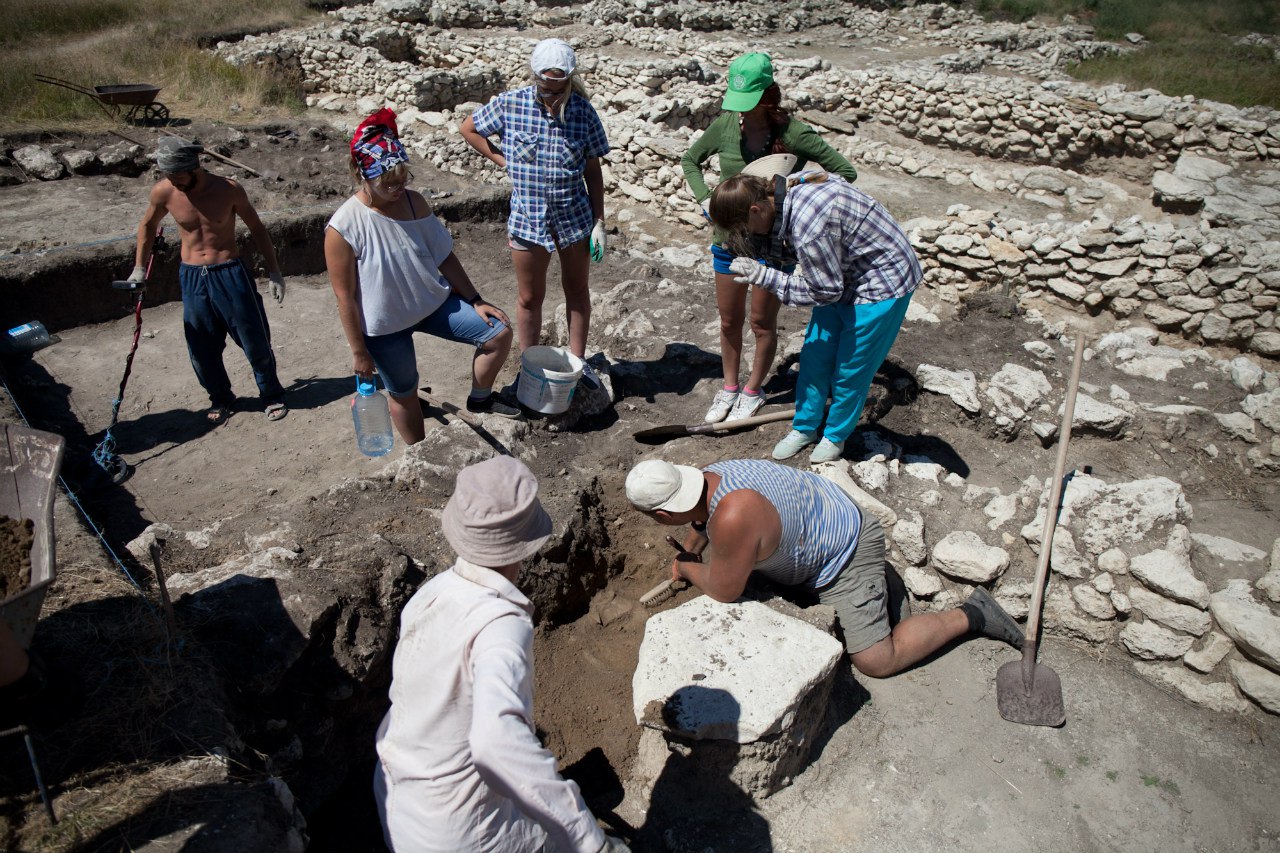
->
<box><xmin>710</xmin><ymin>171</ymin><xmax>830</xmax><ymax>257</ymax></box>
<box><xmin>528</xmin><ymin>69</ymin><xmax>591</xmax><ymax>122</ymax></box>
<box><xmin>348</xmin><ymin>159</ymin><xmax>410</xmax><ymax>190</ymax></box>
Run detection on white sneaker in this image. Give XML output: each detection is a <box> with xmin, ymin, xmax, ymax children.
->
<box><xmin>704</xmin><ymin>389</ymin><xmax>739</xmax><ymax>423</ymax></box>
<box><xmin>772</xmin><ymin>429</ymin><xmax>817</xmax><ymax>460</ymax></box>
<box><xmin>725</xmin><ymin>392</ymin><xmax>765</xmax><ymax>422</ymax></box>
<box><xmin>810</xmin><ymin>437</ymin><xmax>845</xmax><ymax>463</ymax></box>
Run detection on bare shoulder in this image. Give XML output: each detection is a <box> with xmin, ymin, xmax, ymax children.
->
<box><xmin>712</xmin><ymin>488</ymin><xmax>779</xmax><ymax>534</ymax></box>
<box><xmin>148</xmin><ymin>179</ymin><xmax>174</xmax><ymax>206</ymax></box>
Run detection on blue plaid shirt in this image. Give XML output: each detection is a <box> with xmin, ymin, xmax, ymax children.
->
<box><xmin>471</xmin><ymin>87</ymin><xmax>610</xmax><ymax>251</ymax></box>
<box><xmin>754</xmin><ymin>173</ymin><xmax>922</xmax><ymax>307</ymax></box>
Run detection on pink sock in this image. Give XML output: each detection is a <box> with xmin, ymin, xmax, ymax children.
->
<box><xmin>742</xmin><ymin>388</ymin><xmax>762</xmax><ymax>397</ymax></box>
<box><xmin>723</xmin><ymin>384</ymin><xmax>739</xmax><ymax>393</ymax></box>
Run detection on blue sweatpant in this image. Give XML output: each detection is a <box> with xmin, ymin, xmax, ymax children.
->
<box><xmin>793</xmin><ymin>292</ymin><xmax>913</xmax><ymax>444</ymax></box>
<box><xmin>179</xmin><ymin>260</ymin><xmax>285</xmax><ymax>408</ymax></box>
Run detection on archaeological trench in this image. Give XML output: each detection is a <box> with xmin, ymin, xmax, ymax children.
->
<box><xmin>2</xmin><ymin>2</ymin><xmax>1280</xmax><ymax>851</ymax></box>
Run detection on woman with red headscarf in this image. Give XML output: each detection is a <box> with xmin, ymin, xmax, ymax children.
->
<box><xmin>326</xmin><ymin>108</ymin><xmax>521</xmax><ymax>446</ymax></box>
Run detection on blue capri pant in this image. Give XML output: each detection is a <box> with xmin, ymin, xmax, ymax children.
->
<box><xmin>363</xmin><ymin>295</ymin><xmax>508</xmax><ymax>397</ymax></box>
<box><xmin>793</xmin><ymin>292</ymin><xmax>913</xmax><ymax>444</ymax></box>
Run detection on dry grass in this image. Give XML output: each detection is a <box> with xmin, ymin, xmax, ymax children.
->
<box><xmin>970</xmin><ymin>0</ymin><xmax>1280</xmax><ymax>109</ymax></box>
<box><xmin>0</xmin><ymin>0</ymin><xmax>317</xmax><ymax>132</ymax></box>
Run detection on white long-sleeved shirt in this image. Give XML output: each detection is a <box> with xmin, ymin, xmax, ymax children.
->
<box><xmin>374</xmin><ymin>559</ymin><xmax>605</xmax><ymax>853</ymax></box>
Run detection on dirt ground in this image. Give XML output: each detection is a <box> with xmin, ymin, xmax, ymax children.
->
<box><xmin>2</xmin><ymin>15</ymin><xmax>1280</xmax><ymax>853</ymax></box>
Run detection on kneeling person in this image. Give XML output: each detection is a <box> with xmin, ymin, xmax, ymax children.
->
<box><xmin>625</xmin><ymin>459</ymin><xmax>1022</xmax><ymax>678</ymax></box>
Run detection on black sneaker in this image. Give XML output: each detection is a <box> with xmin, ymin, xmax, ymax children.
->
<box><xmin>466</xmin><ymin>392</ymin><xmax>523</xmax><ymax>419</ymax></box>
<box><xmin>962</xmin><ymin>587</ymin><xmax>1025</xmax><ymax>650</ymax></box>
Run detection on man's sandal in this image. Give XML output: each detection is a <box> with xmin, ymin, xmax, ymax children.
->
<box><xmin>207</xmin><ymin>406</ymin><xmax>232</xmax><ymax>425</ymax></box>
<box><xmin>265</xmin><ymin>403</ymin><xmax>288</xmax><ymax>422</ymax></box>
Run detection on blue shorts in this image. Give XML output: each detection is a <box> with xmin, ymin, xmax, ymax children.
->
<box><xmin>364</xmin><ymin>295</ymin><xmax>507</xmax><ymax>397</ymax></box>
<box><xmin>709</xmin><ymin>243</ymin><xmax>795</xmax><ymax>276</ymax></box>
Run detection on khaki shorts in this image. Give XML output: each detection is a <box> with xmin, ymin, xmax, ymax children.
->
<box><xmin>817</xmin><ymin>512</ymin><xmax>889</xmax><ymax>655</ymax></box>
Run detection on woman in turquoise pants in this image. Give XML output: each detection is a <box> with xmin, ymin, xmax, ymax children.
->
<box><xmin>709</xmin><ymin>170</ymin><xmax>921</xmax><ymax>463</ymax></box>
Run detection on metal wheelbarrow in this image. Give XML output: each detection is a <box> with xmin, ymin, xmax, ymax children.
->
<box><xmin>33</xmin><ymin>74</ymin><xmax>170</xmax><ymax>124</ymax></box>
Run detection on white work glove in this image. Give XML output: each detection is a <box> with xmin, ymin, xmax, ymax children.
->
<box><xmin>127</xmin><ymin>265</ymin><xmax>146</xmax><ymax>283</ymax></box>
<box><xmin>699</xmin><ymin>198</ymin><xmax>711</xmax><ymax>220</ymax></box>
<box><xmin>729</xmin><ymin>256</ymin><xmax>767</xmax><ymax>286</ymax></box>
<box><xmin>268</xmin><ymin>271</ymin><xmax>286</xmax><ymax>306</ymax></box>
<box><xmin>590</xmin><ymin>219</ymin><xmax>607</xmax><ymax>263</ymax></box>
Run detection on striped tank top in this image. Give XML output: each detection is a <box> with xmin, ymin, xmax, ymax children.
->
<box><xmin>705</xmin><ymin>460</ymin><xmax>862</xmax><ymax>589</ymax></box>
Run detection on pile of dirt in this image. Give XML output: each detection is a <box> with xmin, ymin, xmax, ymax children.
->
<box><xmin>0</xmin><ymin>516</ymin><xmax>33</xmax><ymax>601</ymax></box>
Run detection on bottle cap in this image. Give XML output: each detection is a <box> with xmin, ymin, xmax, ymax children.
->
<box><xmin>356</xmin><ymin>376</ymin><xmax>378</xmax><ymax>396</ymax></box>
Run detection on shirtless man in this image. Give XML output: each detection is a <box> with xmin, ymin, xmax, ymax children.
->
<box><xmin>130</xmin><ymin>136</ymin><xmax>288</xmax><ymax>423</ymax></box>
<box><xmin>626</xmin><ymin>458</ymin><xmax>1025</xmax><ymax>678</ymax></box>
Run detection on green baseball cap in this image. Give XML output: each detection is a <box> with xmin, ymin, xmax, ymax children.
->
<box><xmin>721</xmin><ymin>52</ymin><xmax>774</xmax><ymax>112</ymax></box>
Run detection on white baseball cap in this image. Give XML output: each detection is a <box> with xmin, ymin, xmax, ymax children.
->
<box><xmin>531</xmin><ymin>38</ymin><xmax>577</xmax><ymax>77</ymax></box>
<box><xmin>739</xmin><ymin>153</ymin><xmax>798</xmax><ymax>180</ymax></box>
<box><xmin>626</xmin><ymin>460</ymin><xmax>704</xmax><ymax>513</ymax></box>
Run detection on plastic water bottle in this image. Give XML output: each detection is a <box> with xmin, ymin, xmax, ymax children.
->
<box><xmin>4</xmin><ymin>322</ymin><xmax>51</xmax><ymax>354</ymax></box>
<box><xmin>351</xmin><ymin>376</ymin><xmax>394</xmax><ymax>457</ymax></box>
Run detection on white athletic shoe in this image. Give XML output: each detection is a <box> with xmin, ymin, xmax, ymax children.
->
<box><xmin>704</xmin><ymin>389</ymin><xmax>739</xmax><ymax>423</ymax></box>
<box><xmin>809</xmin><ymin>437</ymin><xmax>846</xmax><ymax>463</ymax></box>
<box><xmin>725</xmin><ymin>392</ymin><xmax>765</xmax><ymax>422</ymax></box>
<box><xmin>772</xmin><ymin>429</ymin><xmax>818</xmax><ymax>460</ymax></box>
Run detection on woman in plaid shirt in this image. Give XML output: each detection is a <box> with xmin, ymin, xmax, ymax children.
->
<box><xmin>461</xmin><ymin>39</ymin><xmax>610</xmax><ymax>389</ymax></box>
<box><xmin>709</xmin><ymin>171</ymin><xmax>921</xmax><ymax>464</ymax></box>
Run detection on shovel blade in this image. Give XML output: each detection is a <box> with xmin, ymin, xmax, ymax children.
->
<box><xmin>996</xmin><ymin>659</ymin><xmax>1066</xmax><ymax>727</ymax></box>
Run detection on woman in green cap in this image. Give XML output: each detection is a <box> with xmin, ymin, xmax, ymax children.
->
<box><xmin>681</xmin><ymin>52</ymin><xmax>859</xmax><ymax>425</ymax></box>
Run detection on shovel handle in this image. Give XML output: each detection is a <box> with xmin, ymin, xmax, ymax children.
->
<box><xmin>686</xmin><ymin>408</ymin><xmax>796</xmax><ymax>435</ymax></box>
<box><xmin>1025</xmin><ymin>335</ymin><xmax>1086</xmax><ymax>642</ymax></box>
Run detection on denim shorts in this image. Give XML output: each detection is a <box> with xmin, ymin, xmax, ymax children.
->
<box><xmin>364</xmin><ymin>294</ymin><xmax>507</xmax><ymax>397</ymax></box>
<box><xmin>709</xmin><ymin>243</ymin><xmax>796</xmax><ymax>277</ymax></box>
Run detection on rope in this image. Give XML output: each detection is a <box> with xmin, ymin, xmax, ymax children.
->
<box><xmin>91</xmin><ymin>291</ymin><xmax>144</xmax><ymax>473</ymax></box>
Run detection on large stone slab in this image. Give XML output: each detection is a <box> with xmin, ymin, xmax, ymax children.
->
<box><xmin>930</xmin><ymin>531</ymin><xmax>1009</xmax><ymax>582</ymax></box>
<box><xmin>985</xmin><ymin>363</ymin><xmax>1051</xmax><ymax>420</ymax></box>
<box><xmin>633</xmin><ymin>597</ymin><xmax>844</xmax><ymax>743</ymax></box>
<box><xmin>1210</xmin><ymin>580</ymin><xmax>1280</xmax><ymax>673</ymax></box>
<box><xmin>1133</xmin><ymin>662</ymin><xmax>1252</xmax><ymax>714</ymax></box>
<box><xmin>1130</xmin><ymin>527</ymin><xmax>1210</xmax><ymax>608</ymax></box>
<box><xmin>1230</xmin><ymin>659</ymin><xmax>1280</xmax><ymax>715</ymax></box>
<box><xmin>1119</xmin><ymin>620</ymin><xmax>1194</xmax><ymax>660</ymax></box>
<box><xmin>916</xmin><ymin>364</ymin><xmax>980</xmax><ymax>413</ymax></box>
<box><xmin>1128</xmin><ymin>586</ymin><xmax>1211</xmax><ymax>636</ymax></box>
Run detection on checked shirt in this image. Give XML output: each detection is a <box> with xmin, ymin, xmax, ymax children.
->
<box><xmin>753</xmin><ymin>173</ymin><xmax>922</xmax><ymax>307</ymax></box>
<box><xmin>471</xmin><ymin>87</ymin><xmax>610</xmax><ymax>251</ymax></box>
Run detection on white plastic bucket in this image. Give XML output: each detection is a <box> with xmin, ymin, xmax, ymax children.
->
<box><xmin>517</xmin><ymin>346</ymin><xmax>583</xmax><ymax>415</ymax></box>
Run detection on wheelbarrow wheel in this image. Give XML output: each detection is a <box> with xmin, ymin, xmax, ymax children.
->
<box><xmin>142</xmin><ymin>103</ymin><xmax>169</xmax><ymax>125</ymax></box>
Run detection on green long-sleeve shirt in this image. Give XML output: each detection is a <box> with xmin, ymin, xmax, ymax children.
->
<box><xmin>680</xmin><ymin>111</ymin><xmax>859</xmax><ymax>203</ymax></box>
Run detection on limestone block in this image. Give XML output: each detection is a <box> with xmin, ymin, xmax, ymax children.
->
<box><xmin>1049</xmin><ymin>529</ymin><xmax>1091</xmax><ymax>579</ymax></box>
<box><xmin>1215</xmin><ymin>412</ymin><xmax>1258</xmax><ymax>443</ymax></box>
<box><xmin>1120</xmin><ymin>620</ymin><xmax>1195</xmax><ymax>660</ymax></box>
<box><xmin>916</xmin><ymin>364</ymin><xmax>980</xmax><ymax>413</ymax></box>
<box><xmin>1174</xmin><ymin>152</ymin><xmax>1233</xmax><ymax>182</ymax></box>
<box><xmin>1130</xmin><ymin>535</ymin><xmax>1210</xmax><ymax>609</ymax></box>
<box><xmin>851</xmin><ymin>460</ymin><xmax>889</xmax><ymax>492</ymax></box>
<box><xmin>892</xmin><ymin>510</ymin><xmax>928</xmax><ymax>566</ymax></box>
<box><xmin>1250</xmin><ymin>331</ymin><xmax>1280</xmax><ymax>358</ymax></box>
<box><xmin>1257</xmin><ymin>539</ymin><xmax>1280</xmax><ymax>603</ymax></box>
<box><xmin>1088</xmin><ymin>257</ymin><xmax>1137</xmax><ymax>277</ymax></box>
<box><xmin>1184</xmin><ymin>631</ymin><xmax>1234</xmax><ymax>673</ymax></box>
<box><xmin>1152</xmin><ymin>170</ymin><xmax>1208</xmax><ymax>206</ymax></box>
<box><xmin>1072</xmin><ymin>584</ymin><xmax>1116</xmax><ymax>620</ymax></box>
<box><xmin>1044</xmin><ymin>586</ymin><xmax>1112</xmax><ymax>644</ymax></box>
<box><xmin>1133</xmin><ymin>662</ymin><xmax>1252</xmax><ymax>714</ymax></box>
<box><xmin>1191</xmin><ymin>533</ymin><xmax>1267</xmax><ymax>567</ymax></box>
<box><xmin>1242</xmin><ymin>388</ymin><xmax>1280</xmax><ymax>432</ymax></box>
<box><xmin>995</xmin><ymin>579</ymin><xmax>1032</xmax><ymax>622</ymax></box>
<box><xmin>1076</xmin><ymin>478</ymin><xmax>1190</xmax><ymax>555</ymax></box>
<box><xmin>1069</xmin><ymin>395</ymin><xmax>1133</xmax><ymax>436</ymax></box>
<box><xmin>1128</xmin><ymin>586</ymin><xmax>1212</xmax><ymax>636</ymax></box>
<box><xmin>985</xmin><ymin>363</ymin><xmax>1051</xmax><ymax>420</ymax></box>
<box><xmin>903</xmin><ymin>565</ymin><xmax>943</xmax><ymax>598</ymax></box>
<box><xmin>1230</xmin><ymin>659</ymin><xmax>1280</xmax><ymax>715</ymax></box>
<box><xmin>931</xmin><ymin>531</ymin><xmax>1009</xmax><ymax>583</ymax></box>
<box><xmin>983</xmin><ymin>494</ymin><xmax>1017</xmax><ymax>531</ymax></box>
<box><xmin>813</xmin><ymin>463</ymin><xmax>897</xmax><ymax>529</ymax></box>
<box><xmin>1209</xmin><ymin>580</ymin><xmax>1280</xmax><ymax>673</ymax></box>
<box><xmin>12</xmin><ymin>145</ymin><xmax>65</xmax><ymax>181</ymax></box>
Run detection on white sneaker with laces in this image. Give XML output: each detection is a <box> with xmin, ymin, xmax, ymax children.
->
<box><xmin>772</xmin><ymin>429</ymin><xmax>817</xmax><ymax>460</ymax></box>
<box><xmin>704</xmin><ymin>389</ymin><xmax>739</xmax><ymax>423</ymax></box>
<box><xmin>725</xmin><ymin>392</ymin><xmax>765</xmax><ymax>422</ymax></box>
<box><xmin>809</xmin><ymin>437</ymin><xmax>845</xmax><ymax>463</ymax></box>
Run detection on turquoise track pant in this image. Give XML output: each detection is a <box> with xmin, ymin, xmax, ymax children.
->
<box><xmin>793</xmin><ymin>291</ymin><xmax>913</xmax><ymax>444</ymax></box>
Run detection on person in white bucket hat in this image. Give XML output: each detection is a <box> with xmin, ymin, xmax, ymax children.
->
<box><xmin>679</xmin><ymin>52</ymin><xmax>859</xmax><ymax>428</ymax></box>
<box><xmin>375</xmin><ymin>456</ymin><xmax>629</xmax><ymax>852</ymax></box>
<box><xmin>461</xmin><ymin>38</ymin><xmax>611</xmax><ymax>393</ymax></box>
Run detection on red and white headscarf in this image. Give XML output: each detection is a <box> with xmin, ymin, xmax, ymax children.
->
<box><xmin>351</xmin><ymin>108</ymin><xmax>410</xmax><ymax>180</ymax></box>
